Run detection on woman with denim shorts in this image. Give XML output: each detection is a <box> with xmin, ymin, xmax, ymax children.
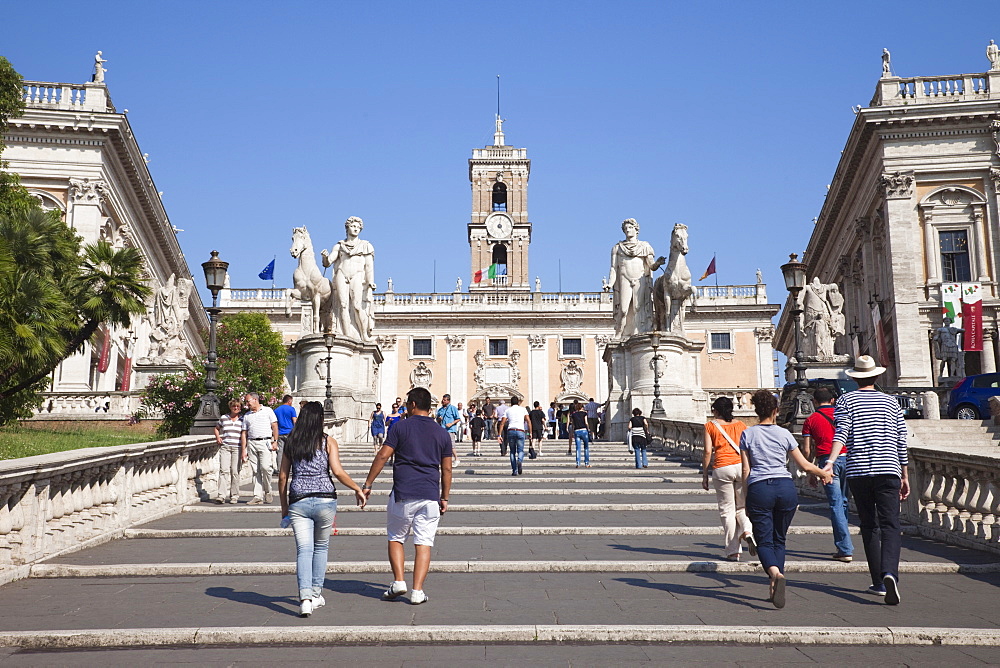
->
<box><xmin>279</xmin><ymin>401</ymin><xmax>367</xmax><ymax>617</ymax></box>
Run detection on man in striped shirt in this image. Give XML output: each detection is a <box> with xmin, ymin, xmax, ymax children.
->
<box><xmin>824</xmin><ymin>356</ymin><xmax>909</xmax><ymax>605</ymax></box>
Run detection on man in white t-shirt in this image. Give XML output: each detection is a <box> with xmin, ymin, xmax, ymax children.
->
<box><xmin>240</xmin><ymin>391</ymin><xmax>279</xmax><ymax>504</ymax></box>
<box><xmin>497</xmin><ymin>396</ymin><xmax>530</xmax><ymax>476</ymax></box>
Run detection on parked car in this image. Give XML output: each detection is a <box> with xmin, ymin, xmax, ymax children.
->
<box><xmin>778</xmin><ymin>378</ymin><xmax>923</xmax><ymax>427</ymax></box>
<box><xmin>946</xmin><ymin>373</ymin><xmax>1000</xmax><ymax>420</ymax></box>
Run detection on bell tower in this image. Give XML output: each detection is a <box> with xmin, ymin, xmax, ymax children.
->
<box><xmin>468</xmin><ymin>116</ymin><xmax>531</xmax><ymax>291</ymax></box>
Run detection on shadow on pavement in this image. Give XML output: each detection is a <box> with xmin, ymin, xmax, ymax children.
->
<box><xmin>206</xmin><ymin>586</ymin><xmax>298</xmax><ymax>616</ymax></box>
<box><xmin>323</xmin><ymin>578</ymin><xmax>388</xmax><ymax>599</ymax></box>
<box><xmin>614</xmin><ymin>575</ymin><xmax>767</xmax><ymax>609</ymax></box>
<box><xmin>608</xmin><ymin>543</ymin><xmax>721</xmax><ymax>560</ymax></box>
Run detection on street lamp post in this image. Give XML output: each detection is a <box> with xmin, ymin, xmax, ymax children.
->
<box><xmin>190</xmin><ymin>250</ymin><xmax>229</xmax><ymax>435</ymax></box>
<box><xmin>649</xmin><ymin>332</ymin><xmax>666</xmax><ymax>418</ymax></box>
<box><xmin>780</xmin><ymin>253</ymin><xmax>812</xmax><ymax>428</ymax></box>
<box><xmin>323</xmin><ymin>331</ymin><xmax>336</xmax><ymax>419</ymax></box>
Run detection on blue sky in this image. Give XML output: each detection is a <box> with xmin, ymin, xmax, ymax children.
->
<box><xmin>4</xmin><ymin>1</ymin><xmax>998</xmax><ymax>299</ymax></box>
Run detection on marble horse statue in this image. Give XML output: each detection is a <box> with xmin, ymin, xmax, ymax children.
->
<box><xmin>290</xmin><ymin>226</ymin><xmax>332</xmax><ymax>334</ymax></box>
<box><xmin>653</xmin><ymin>223</ymin><xmax>696</xmax><ymax>333</ymax></box>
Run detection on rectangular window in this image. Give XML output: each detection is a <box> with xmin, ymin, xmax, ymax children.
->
<box><xmin>488</xmin><ymin>338</ymin><xmax>508</xmax><ymax>356</ymax></box>
<box><xmin>940</xmin><ymin>230</ymin><xmax>972</xmax><ymax>283</ymax></box>
<box><xmin>412</xmin><ymin>338</ymin><xmax>432</xmax><ymax>357</ymax></box>
<box><xmin>710</xmin><ymin>332</ymin><xmax>732</xmax><ymax>351</ymax></box>
<box><xmin>562</xmin><ymin>337</ymin><xmax>583</xmax><ymax>356</ymax></box>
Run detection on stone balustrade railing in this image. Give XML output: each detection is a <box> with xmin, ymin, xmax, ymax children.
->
<box><xmin>873</xmin><ymin>71</ymin><xmax>998</xmax><ymax>106</ymax></box>
<box><xmin>31</xmin><ymin>391</ymin><xmax>145</xmax><ymax>420</ymax></box>
<box><xmin>0</xmin><ymin>437</ymin><xmax>219</xmax><ymax>579</ymax></box>
<box><xmin>22</xmin><ymin>81</ymin><xmax>113</xmax><ymax>113</ymax></box>
<box><xmin>648</xmin><ymin>417</ymin><xmax>1000</xmax><ymax>556</ymax></box>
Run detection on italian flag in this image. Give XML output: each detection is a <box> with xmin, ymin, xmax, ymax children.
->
<box><xmin>473</xmin><ymin>264</ymin><xmax>505</xmax><ymax>283</ymax></box>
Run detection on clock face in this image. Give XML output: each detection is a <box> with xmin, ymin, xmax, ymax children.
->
<box><xmin>486</xmin><ymin>212</ymin><xmax>513</xmax><ymax>239</ymax></box>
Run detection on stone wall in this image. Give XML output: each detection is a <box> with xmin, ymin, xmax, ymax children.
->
<box><xmin>0</xmin><ymin>437</ymin><xmax>219</xmax><ymax>582</ymax></box>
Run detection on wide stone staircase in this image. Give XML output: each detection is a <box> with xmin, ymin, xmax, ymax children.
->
<box><xmin>1</xmin><ymin>438</ymin><xmax>999</xmax><ymax>665</ymax></box>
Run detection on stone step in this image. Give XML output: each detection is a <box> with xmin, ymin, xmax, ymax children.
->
<box><xmin>27</xmin><ymin>560</ymin><xmax>1000</xmax><ymax>577</ymax></box>
<box><xmin>181</xmin><ymin>502</ymin><xmax>722</xmax><ymax>512</ymax></box>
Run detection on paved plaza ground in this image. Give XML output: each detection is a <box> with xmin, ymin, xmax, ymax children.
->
<box><xmin>0</xmin><ymin>441</ymin><xmax>998</xmax><ymax>665</ymax></box>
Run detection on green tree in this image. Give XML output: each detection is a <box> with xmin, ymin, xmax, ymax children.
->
<box><xmin>141</xmin><ymin>313</ymin><xmax>288</xmax><ymax>437</ymax></box>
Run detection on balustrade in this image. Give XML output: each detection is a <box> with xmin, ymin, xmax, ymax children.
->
<box><xmin>0</xmin><ymin>437</ymin><xmax>219</xmax><ymax>574</ymax></box>
<box><xmin>32</xmin><ymin>392</ymin><xmax>141</xmax><ymax>419</ymax></box>
<box><xmin>22</xmin><ymin>83</ymin><xmax>88</xmax><ymax>109</ymax></box>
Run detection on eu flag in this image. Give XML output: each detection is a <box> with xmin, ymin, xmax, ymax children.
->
<box><xmin>258</xmin><ymin>259</ymin><xmax>275</xmax><ymax>281</ymax></box>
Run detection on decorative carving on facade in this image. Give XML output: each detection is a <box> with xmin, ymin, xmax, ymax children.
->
<box><xmin>853</xmin><ymin>217</ymin><xmax>871</xmax><ymax>240</ymax></box>
<box><xmin>880</xmin><ymin>171</ymin><xmax>914</xmax><ymax>199</ymax></box>
<box><xmin>560</xmin><ymin>360</ymin><xmax>584</xmax><ymax>392</ymax></box>
<box><xmin>410</xmin><ymin>361</ymin><xmax>433</xmax><ymax>389</ymax></box>
<box><xmin>472</xmin><ymin>348</ymin><xmax>522</xmax><ymax>398</ymax></box>
<box><xmin>375</xmin><ymin>335</ymin><xmax>397</xmax><ymax>350</ymax></box>
<box><xmin>446</xmin><ymin>334</ymin><xmax>467</xmax><ymax>350</ymax></box>
<box><xmin>754</xmin><ymin>326</ymin><xmax>775</xmax><ymax>342</ymax></box>
<box><xmin>990</xmin><ymin>119</ymin><xmax>1000</xmax><ymax>156</ymax></box>
<box><xmin>595</xmin><ymin>334</ymin><xmax>613</xmax><ymax>349</ymax></box>
<box><xmin>801</xmin><ymin>278</ymin><xmax>846</xmax><ymax>359</ymax></box>
<box><xmin>139</xmin><ymin>273</ymin><xmax>194</xmax><ymax>365</ymax></box>
<box><xmin>649</xmin><ymin>353</ymin><xmax>666</xmax><ymax>377</ymax></box>
<box><xmin>68</xmin><ymin>177</ymin><xmax>108</xmax><ymax>203</ymax></box>
<box><xmin>527</xmin><ymin>335</ymin><xmax>545</xmax><ymax>350</ymax></box>
<box><xmin>991</xmin><ymin>168</ymin><xmax>1000</xmax><ymax>194</ymax></box>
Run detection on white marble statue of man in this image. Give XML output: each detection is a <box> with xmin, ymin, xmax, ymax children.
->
<box><xmin>881</xmin><ymin>48</ymin><xmax>891</xmax><ymax>77</ymax></box>
<box><xmin>988</xmin><ymin>40</ymin><xmax>1000</xmax><ymax>71</ymax></box>
<box><xmin>321</xmin><ymin>216</ymin><xmax>376</xmax><ymax>342</ymax></box>
<box><xmin>93</xmin><ymin>51</ymin><xmax>107</xmax><ymax>83</ymax></box>
<box><xmin>933</xmin><ymin>317</ymin><xmax>965</xmax><ymax>379</ymax></box>
<box><xmin>609</xmin><ymin>218</ymin><xmax>665</xmax><ymax>339</ymax></box>
<box><xmin>801</xmin><ymin>277</ymin><xmax>843</xmax><ymax>358</ymax></box>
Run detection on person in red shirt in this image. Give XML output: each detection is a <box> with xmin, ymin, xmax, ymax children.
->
<box><xmin>802</xmin><ymin>387</ymin><xmax>853</xmax><ymax>562</ymax></box>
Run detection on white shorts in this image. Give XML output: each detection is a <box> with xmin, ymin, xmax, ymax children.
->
<box><xmin>386</xmin><ymin>493</ymin><xmax>441</xmax><ymax>546</ymax></box>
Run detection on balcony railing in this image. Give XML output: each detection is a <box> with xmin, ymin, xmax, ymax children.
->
<box><xmin>873</xmin><ymin>71</ymin><xmax>998</xmax><ymax>107</ymax></box>
<box><xmin>22</xmin><ymin>81</ymin><xmax>114</xmax><ymax>113</ymax></box>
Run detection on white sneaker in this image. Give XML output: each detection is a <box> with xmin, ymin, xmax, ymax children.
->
<box><xmin>410</xmin><ymin>589</ymin><xmax>428</xmax><ymax>605</ymax></box>
<box><xmin>299</xmin><ymin>599</ymin><xmax>312</xmax><ymax>617</ymax></box>
<box><xmin>312</xmin><ymin>595</ymin><xmax>326</xmax><ymax>610</ymax></box>
<box><xmin>382</xmin><ymin>581</ymin><xmax>408</xmax><ymax>600</ymax></box>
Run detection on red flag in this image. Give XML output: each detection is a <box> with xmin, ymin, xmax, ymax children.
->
<box><xmin>699</xmin><ymin>256</ymin><xmax>716</xmax><ymax>281</ymax></box>
<box><xmin>962</xmin><ymin>283</ymin><xmax>983</xmax><ymax>351</ymax></box>
<box><xmin>97</xmin><ymin>328</ymin><xmax>111</xmax><ymax>373</ymax></box>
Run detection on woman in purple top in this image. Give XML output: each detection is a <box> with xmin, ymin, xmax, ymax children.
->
<box><xmin>278</xmin><ymin>402</ymin><xmax>367</xmax><ymax>618</ymax></box>
<box><xmin>740</xmin><ymin>390</ymin><xmax>831</xmax><ymax>609</ymax></box>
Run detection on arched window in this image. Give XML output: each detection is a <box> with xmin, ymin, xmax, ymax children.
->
<box><xmin>492</xmin><ymin>243</ymin><xmax>508</xmax><ymax>267</ymax></box>
<box><xmin>492</xmin><ymin>182</ymin><xmax>507</xmax><ymax>212</ymax></box>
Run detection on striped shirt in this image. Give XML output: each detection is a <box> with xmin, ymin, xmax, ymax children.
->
<box><xmin>832</xmin><ymin>389</ymin><xmax>907</xmax><ymax>478</ymax></box>
<box><xmin>242</xmin><ymin>406</ymin><xmax>277</xmax><ymax>440</ymax></box>
<box><xmin>216</xmin><ymin>414</ymin><xmax>243</xmax><ymax>448</ymax></box>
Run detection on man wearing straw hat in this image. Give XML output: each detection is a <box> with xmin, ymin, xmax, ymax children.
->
<box><xmin>823</xmin><ymin>355</ymin><xmax>909</xmax><ymax>605</ymax></box>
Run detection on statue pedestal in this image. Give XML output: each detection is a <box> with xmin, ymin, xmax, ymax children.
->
<box><xmin>784</xmin><ymin>355</ymin><xmax>852</xmax><ymax>383</ymax></box>
<box><xmin>133</xmin><ymin>360</ymin><xmax>192</xmax><ymax>391</ymax></box>
<box><xmin>289</xmin><ymin>334</ymin><xmax>383</xmax><ymax>442</ymax></box>
<box><xmin>604</xmin><ymin>332</ymin><xmax>707</xmax><ymax>442</ymax></box>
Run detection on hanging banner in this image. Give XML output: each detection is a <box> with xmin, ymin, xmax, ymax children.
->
<box><xmin>941</xmin><ymin>283</ymin><xmax>963</xmax><ymax>331</ymax></box>
<box><xmin>961</xmin><ymin>282</ymin><xmax>983</xmax><ymax>352</ymax></box>
<box><xmin>871</xmin><ymin>303</ymin><xmax>889</xmax><ymax>367</ymax></box>
<box><xmin>120</xmin><ymin>357</ymin><xmax>133</xmax><ymax>392</ymax></box>
<box><xmin>96</xmin><ymin>328</ymin><xmax>111</xmax><ymax>373</ymax></box>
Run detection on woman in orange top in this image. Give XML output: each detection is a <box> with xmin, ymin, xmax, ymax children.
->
<box><xmin>702</xmin><ymin>396</ymin><xmax>755</xmax><ymax>561</ymax></box>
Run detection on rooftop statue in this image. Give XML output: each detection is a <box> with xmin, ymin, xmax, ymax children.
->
<box><xmin>881</xmin><ymin>48</ymin><xmax>891</xmax><ymax>78</ymax></box>
<box><xmin>93</xmin><ymin>51</ymin><xmax>107</xmax><ymax>84</ymax></box>
<box><xmin>609</xmin><ymin>218</ymin><xmax>664</xmax><ymax>339</ymax></box>
<box><xmin>322</xmin><ymin>216</ymin><xmax>376</xmax><ymax>342</ymax></box>
<box><xmin>988</xmin><ymin>40</ymin><xmax>1000</xmax><ymax>71</ymax></box>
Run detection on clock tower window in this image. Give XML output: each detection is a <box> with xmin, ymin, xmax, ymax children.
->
<box><xmin>492</xmin><ymin>243</ymin><xmax>508</xmax><ymax>268</ymax></box>
<box><xmin>492</xmin><ymin>182</ymin><xmax>507</xmax><ymax>212</ymax></box>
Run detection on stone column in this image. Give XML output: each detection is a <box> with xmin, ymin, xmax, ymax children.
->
<box><xmin>595</xmin><ymin>335</ymin><xmax>612</xmax><ymax>402</ymax></box>
<box><xmin>982</xmin><ymin>329</ymin><xmax>997</xmax><ymax>374</ymax></box>
<box><xmin>375</xmin><ymin>336</ymin><xmax>398</xmax><ymax>401</ymax></box>
<box><xmin>446</xmin><ymin>335</ymin><xmax>468</xmax><ymax>402</ymax></box>
<box><xmin>528</xmin><ymin>335</ymin><xmax>547</xmax><ymax>404</ymax></box>
<box><xmin>754</xmin><ymin>326</ymin><xmax>775</xmax><ymax>388</ymax></box>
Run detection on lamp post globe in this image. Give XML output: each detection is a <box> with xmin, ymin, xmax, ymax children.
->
<box><xmin>190</xmin><ymin>250</ymin><xmax>229</xmax><ymax>435</ymax></box>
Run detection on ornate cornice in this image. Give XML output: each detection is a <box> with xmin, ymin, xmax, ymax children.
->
<box><xmin>527</xmin><ymin>334</ymin><xmax>545</xmax><ymax>350</ymax></box>
<box><xmin>376</xmin><ymin>335</ymin><xmax>397</xmax><ymax>350</ymax></box>
<box><xmin>68</xmin><ymin>177</ymin><xmax>108</xmax><ymax>203</ymax></box>
<box><xmin>445</xmin><ymin>334</ymin><xmax>466</xmax><ymax>350</ymax></box>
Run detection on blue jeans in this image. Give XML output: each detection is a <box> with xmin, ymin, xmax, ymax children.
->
<box><xmin>633</xmin><ymin>445</ymin><xmax>648</xmax><ymax>468</ymax></box>
<box><xmin>288</xmin><ymin>496</ymin><xmax>338</xmax><ymax>600</ymax></box>
<box><xmin>574</xmin><ymin>428</ymin><xmax>590</xmax><ymax>466</ymax></box>
<box><xmin>507</xmin><ymin>430</ymin><xmax>525</xmax><ymax>473</ymax></box>
<box><xmin>817</xmin><ymin>454</ymin><xmax>852</xmax><ymax>556</ymax></box>
<box><xmin>746</xmin><ymin>477</ymin><xmax>798</xmax><ymax>574</ymax></box>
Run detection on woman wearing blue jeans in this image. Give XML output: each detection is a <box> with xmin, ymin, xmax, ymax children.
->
<box><xmin>740</xmin><ymin>390</ymin><xmax>831</xmax><ymax>608</ymax></box>
<box><xmin>567</xmin><ymin>402</ymin><xmax>591</xmax><ymax>467</ymax></box>
<box><xmin>279</xmin><ymin>402</ymin><xmax>367</xmax><ymax>617</ymax></box>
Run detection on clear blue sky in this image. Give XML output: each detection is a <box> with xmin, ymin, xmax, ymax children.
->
<box><xmin>4</xmin><ymin>1</ymin><xmax>998</xmax><ymax>298</ymax></box>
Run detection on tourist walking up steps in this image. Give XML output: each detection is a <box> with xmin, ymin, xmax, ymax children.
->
<box><xmin>273</xmin><ymin>395</ymin><xmax>298</xmax><ymax>474</ymax></box>
<box><xmin>369</xmin><ymin>403</ymin><xmax>386</xmax><ymax>455</ymax></box>
<box><xmin>802</xmin><ymin>387</ymin><xmax>853</xmax><ymax>563</ymax></box>
<box><xmin>702</xmin><ymin>397</ymin><xmax>754</xmax><ymax>561</ymax></box>
<box><xmin>469</xmin><ymin>410</ymin><xmax>486</xmax><ymax>456</ymax></box>
<box><xmin>278</xmin><ymin>402</ymin><xmax>366</xmax><ymax>618</ymax></box>
<box><xmin>498</xmin><ymin>396</ymin><xmax>530</xmax><ymax>475</ymax></box>
<box><xmin>362</xmin><ymin>387</ymin><xmax>453</xmax><ymax>605</ymax></box>
<box><xmin>823</xmin><ymin>355</ymin><xmax>909</xmax><ymax>605</ymax></box>
<box><xmin>629</xmin><ymin>408</ymin><xmax>650</xmax><ymax>469</ymax></box>
<box><xmin>241</xmin><ymin>392</ymin><xmax>279</xmax><ymax>505</ymax></box>
<box><xmin>741</xmin><ymin>390</ymin><xmax>832</xmax><ymax>608</ymax></box>
<box><xmin>529</xmin><ymin>401</ymin><xmax>546</xmax><ymax>457</ymax></box>
<box><xmin>568</xmin><ymin>402</ymin><xmax>591</xmax><ymax>467</ymax></box>
<box><xmin>214</xmin><ymin>400</ymin><xmax>244</xmax><ymax>504</ymax></box>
